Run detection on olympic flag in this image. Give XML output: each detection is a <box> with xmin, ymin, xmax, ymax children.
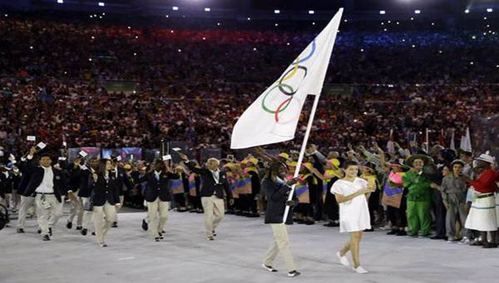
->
<box><xmin>230</xmin><ymin>9</ymin><xmax>343</xmax><ymax>149</ymax></box>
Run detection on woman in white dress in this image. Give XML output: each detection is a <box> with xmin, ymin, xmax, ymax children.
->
<box><xmin>331</xmin><ymin>161</ymin><xmax>374</xmax><ymax>274</ymax></box>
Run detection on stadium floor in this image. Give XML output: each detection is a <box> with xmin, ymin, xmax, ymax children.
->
<box><xmin>1</xmin><ymin>210</ymin><xmax>498</xmax><ymax>283</ymax></box>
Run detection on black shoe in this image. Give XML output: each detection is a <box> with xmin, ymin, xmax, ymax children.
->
<box><xmin>17</xmin><ymin>228</ymin><xmax>25</xmax><ymax>233</ymax></box>
<box><xmin>112</xmin><ymin>222</ymin><xmax>118</xmax><ymax>228</ymax></box>
<box><xmin>81</xmin><ymin>228</ymin><xmax>88</xmax><ymax>236</ymax></box>
<box><xmin>91</xmin><ymin>232</ymin><xmax>96</xmax><ymax>236</ymax></box>
<box><xmin>37</xmin><ymin>229</ymin><xmax>41</xmax><ymax>234</ymax></box>
<box><xmin>483</xmin><ymin>242</ymin><xmax>498</xmax><ymax>249</ymax></box>
<box><xmin>471</xmin><ymin>240</ymin><xmax>483</xmax><ymax>246</ymax></box>
<box><xmin>396</xmin><ymin>230</ymin><xmax>407</xmax><ymax>236</ymax></box>
<box><xmin>42</xmin><ymin>235</ymin><xmax>50</xmax><ymax>241</ymax></box>
<box><xmin>262</xmin><ymin>264</ymin><xmax>278</xmax><ymax>272</ymax></box>
<box><xmin>142</xmin><ymin>219</ymin><xmax>148</xmax><ymax>231</ymax></box>
<box><xmin>49</xmin><ymin>228</ymin><xmax>53</xmax><ymax>236</ymax></box>
<box><xmin>76</xmin><ymin>226</ymin><xmax>83</xmax><ymax>230</ymax></box>
<box><xmin>158</xmin><ymin>232</ymin><xmax>164</xmax><ymax>240</ymax></box>
<box><xmin>323</xmin><ymin>222</ymin><xmax>339</xmax><ymax>227</ymax></box>
<box><xmin>387</xmin><ymin>229</ymin><xmax>398</xmax><ymax>235</ymax></box>
<box><xmin>430</xmin><ymin>235</ymin><xmax>446</xmax><ymax>240</ymax></box>
<box><xmin>212</xmin><ymin>231</ymin><xmax>217</xmax><ymax>237</ymax></box>
<box><xmin>364</xmin><ymin>228</ymin><xmax>374</xmax><ymax>232</ymax></box>
<box><xmin>66</xmin><ymin>222</ymin><xmax>73</xmax><ymax>229</ymax></box>
<box><xmin>154</xmin><ymin>237</ymin><xmax>161</xmax><ymax>242</ymax></box>
<box><xmin>288</xmin><ymin>271</ymin><xmax>301</xmax><ymax>277</ymax></box>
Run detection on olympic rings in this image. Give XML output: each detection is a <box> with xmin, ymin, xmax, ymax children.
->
<box><xmin>260</xmin><ymin>39</ymin><xmax>317</xmax><ymax>123</ymax></box>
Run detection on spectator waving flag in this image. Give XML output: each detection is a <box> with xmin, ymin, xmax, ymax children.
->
<box><xmin>230</xmin><ymin>9</ymin><xmax>343</xmax><ymax>149</ymax></box>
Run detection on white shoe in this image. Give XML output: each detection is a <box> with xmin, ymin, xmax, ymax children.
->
<box><xmin>353</xmin><ymin>266</ymin><xmax>368</xmax><ymax>274</ymax></box>
<box><xmin>336</xmin><ymin>252</ymin><xmax>350</xmax><ymax>267</ymax></box>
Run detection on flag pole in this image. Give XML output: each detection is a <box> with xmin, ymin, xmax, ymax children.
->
<box><xmin>282</xmin><ymin>93</ymin><xmax>321</xmax><ymax>223</ymax></box>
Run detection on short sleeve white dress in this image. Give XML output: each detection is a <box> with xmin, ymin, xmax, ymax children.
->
<box><xmin>331</xmin><ymin>177</ymin><xmax>371</xmax><ymax>233</ymax></box>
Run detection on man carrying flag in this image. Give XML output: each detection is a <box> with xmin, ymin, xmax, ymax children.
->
<box><xmin>230</xmin><ymin>8</ymin><xmax>344</xmax><ymax>276</ymax></box>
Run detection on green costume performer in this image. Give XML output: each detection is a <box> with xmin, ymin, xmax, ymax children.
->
<box><xmin>403</xmin><ymin>169</ymin><xmax>432</xmax><ymax>237</ymax></box>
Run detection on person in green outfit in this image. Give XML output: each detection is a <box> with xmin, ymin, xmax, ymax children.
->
<box><xmin>403</xmin><ymin>155</ymin><xmax>433</xmax><ymax>237</ymax></box>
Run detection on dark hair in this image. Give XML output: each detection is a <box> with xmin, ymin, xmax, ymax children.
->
<box><xmin>264</xmin><ymin>161</ymin><xmax>287</xmax><ymax>179</ymax></box>
<box><xmin>343</xmin><ymin>160</ymin><xmax>359</xmax><ymax>169</ymax></box>
<box><xmin>97</xmin><ymin>159</ymin><xmax>111</xmax><ymax>175</ymax></box>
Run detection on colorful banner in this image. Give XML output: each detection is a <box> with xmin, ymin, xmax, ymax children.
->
<box><xmin>296</xmin><ymin>183</ymin><xmax>310</xmax><ymax>204</ymax></box>
<box><xmin>382</xmin><ymin>182</ymin><xmax>404</xmax><ymax>208</ymax></box>
<box><xmin>235</xmin><ymin>177</ymin><xmax>252</xmax><ymax>195</ymax></box>
<box><xmin>229</xmin><ymin>178</ymin><xmax>239</xmax><ymax>199</ymax></box>
<box><xmin>188</xmin><ymin>175</ymin><xmax>197</xmax><ymax>197</ymax></box>
<box><xmin>121</xmin><ymin>147</ymin><xmax>142</xmax><ymax>161</ymax></box>
<box><xmin>169</xmin><ymin>179</ymin><xmax>184</xmax><ymax>195</ymax></box>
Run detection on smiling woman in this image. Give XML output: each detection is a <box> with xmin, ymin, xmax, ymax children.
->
<box><xmin>330</xmin><ymin>160</ymin><xmax>374</xmax><ymax>274</ymax></box>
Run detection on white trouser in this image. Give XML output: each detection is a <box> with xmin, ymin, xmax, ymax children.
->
<box><xmin>81</xmin><ymin>197</ymin><xmax>94</xmax><ymax>231</ymax></box>
<box><xmin>93</xmin><ymin>202</ymin><xmax>116</xmax><ymax>244</ymax></box>
<box><xmin>17</xmin><ymin>195</ymin><xmax>36</xmax><ymax>229</ymax></box>
<box><xmin>147</xmin><ymin>199</ymin><xmax>170</xmax><ymax>238</ymax></box>
<box><xmin>35</xmin><ymin>194</ymin><xmax>59</xmax><ymax>236</ymax></box>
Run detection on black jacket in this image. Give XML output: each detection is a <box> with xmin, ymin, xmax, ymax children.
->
<box><xmin>140</xmin><ymin>171</ymin><xmax>180</xmax><ymax>202</ymax></box>
<box><xmin>78</xmin><ymin>168</ymin><xmax>95</xmax><ymax>198</ymax></box>
<box><xmin>23</xmin><ymin>160</ymin><xmax>66</xmax><ymax>203</ymax></box>
<box><xmin>262</xmin><ymin>177</ymin><xmax>293</xmax><ymax>225</ymax></box>
<box><xmin>16</xmin><ymin>159</ymin><xmax>32</xmax><ymax>195</ymax></box>
<box><xmin>185</xmin><ymin>161</ymin><xmax>231</xmax><ymax>199</ymax></box>
<box><xmin>92</xmin><ymin>174</ymin><xmax>120</xmax><ymax>206</ymax></box>
<box><xmin>110</xmin><ymin>168</ymin><xmax>133</xmax><ymax>196</ymax></box>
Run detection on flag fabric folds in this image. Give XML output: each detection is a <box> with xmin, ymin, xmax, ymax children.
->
<box><xmin>230</xmin><ymin>9</ymin><xmax>343</xmax><ymax>149</ymax></box>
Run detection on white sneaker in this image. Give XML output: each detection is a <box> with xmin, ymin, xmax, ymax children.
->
<box><xmin>336</xmin><ymin>252</ymin><xmax>350</xmax><ymax>267</ymax></box>
<box><xmin>353</xmin><ymin>266</ymin><xmax>368</xmax><ymax>274</ymax></box>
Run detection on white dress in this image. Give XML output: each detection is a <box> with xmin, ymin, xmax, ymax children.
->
<box><xmin>331</xmin><ymin>178</ymin><xmax>371</xmax><ymax>233</ymax></box>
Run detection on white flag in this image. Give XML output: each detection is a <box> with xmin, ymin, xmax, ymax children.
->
<box><xmin>230</xmin><ymin>9</ymin><xmax>343</xmax><ymax>149</ymax></box>
<box><xmin>449</xmin><ymin>130</ymin><xmax>456</xmax><ymax>151</ymax></box>
<box><xmin>463</xmin><ymin>127</ymin><xmax>472</xmax><ymax>152</ymax></box>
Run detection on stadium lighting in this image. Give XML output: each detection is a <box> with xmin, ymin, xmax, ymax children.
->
<box><xmin>487</xmin><ymin>8</ymin><xmax>493</xmax><ymax>13</ymax></box>
<box><xmin>172</xmin><ymin>6</ymin><xmax>179</xmax><ymax>11</ymax></box>
<box><xmin>414</xmin><ymin>10</ymin><xmax>421</xmax><ymax>14</ymax></box>
<box><xmin>247</xmin><ymin>17</ymin><xmax>251</xmax><ymax>21</ymax></box>
<box><xmin>464</xmin><ymin>9</ymin><xmax>470</xmax><ymax>14</ymax></box>
<box><xmin>204</xmin><ymin>8</ymin><xmax>211</xmax><ymax>12</ymax></box>
<box><xmin>308</xmin><ymin>10</ymin><xmax>315</xmax><ymax>15</ymax></box>
<box><xmin>57</xmin><ymin>0</ymin><xmax>64</xmax><ymax>3</ymax></box>
<box><xmin>274</xmin><ymin>10</ymin><xmax>280</xmax><ymax>14</ymax></box>
<box><xmin>98</xmin><ymin>2</ymin><xmax>105</xmax><ymax>7</ymax></box>
<box><xmin>379</xmin><ymin>10</ymin><xmax>386</xmax><ymax>15</ymax></box>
